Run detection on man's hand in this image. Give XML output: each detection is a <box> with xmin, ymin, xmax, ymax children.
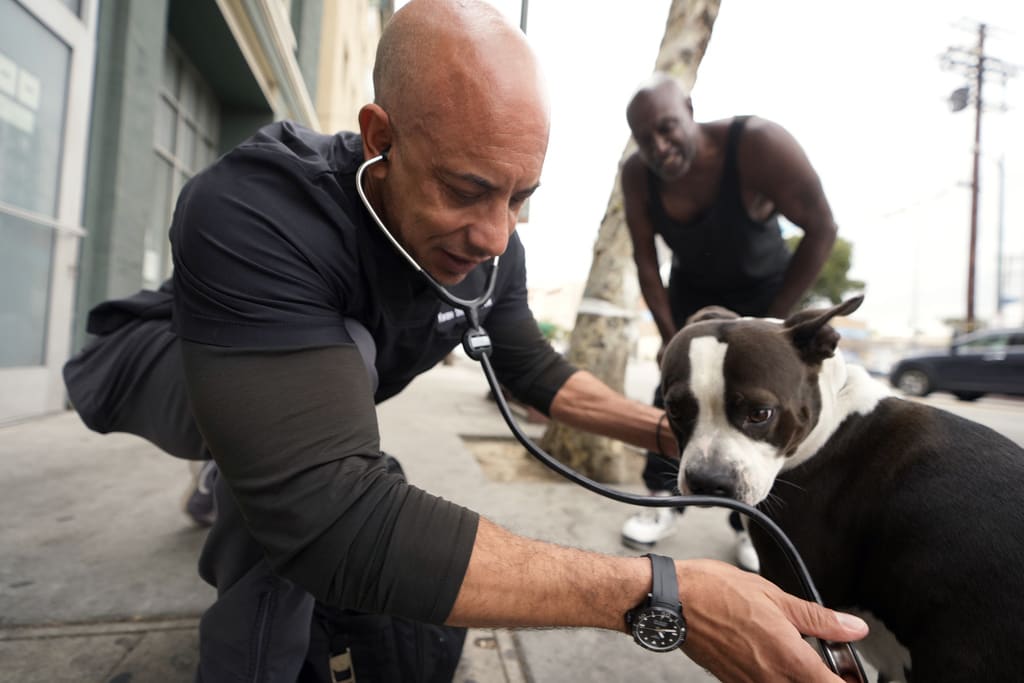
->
<box><xmin>678</xmin><ymin>559</ymin><xmax>868</xmax><ymax>682</ymax></box>
<box><xmin>656</xmin><ymin>342</ymin><xmax>668</xmax><ymax>368</ymax></box>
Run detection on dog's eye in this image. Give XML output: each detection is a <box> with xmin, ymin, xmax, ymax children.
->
<box><xmin>747</xmin><ymin>407</ymin><xmax>774</xmax><ymax>424</ymax></box>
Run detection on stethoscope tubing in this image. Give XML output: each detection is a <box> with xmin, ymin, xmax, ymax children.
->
<box><xmin>355</xmin><ymin>153</ymin><xmax>866</xmax><ymax>681</ymax></box>
<box><xmin>478</xmin><ymin>352</ymin><xmax>865</xmax><ymax>680</ymax></box>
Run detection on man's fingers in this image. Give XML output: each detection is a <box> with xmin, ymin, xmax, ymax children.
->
<box><xmin>779</xmin><ymin>593</ymin><xmax>869</xmax><ymax>643</ymax></box>
<box><xmin>676</xmin><ymin>560</ymin><xmax>868</xmax><ymax>682</ymax></box>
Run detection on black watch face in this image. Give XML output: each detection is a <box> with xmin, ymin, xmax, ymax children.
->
<box><xmin>632</xmin><ymin>606</ymin><xmax>686</xmax><ymax>652</ymax></box>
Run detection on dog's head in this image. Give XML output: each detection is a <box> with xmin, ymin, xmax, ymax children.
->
<box><xmin>661</xmin><ymin>296</ymin><xmax>864</xmax><ymax>505</ymax></box>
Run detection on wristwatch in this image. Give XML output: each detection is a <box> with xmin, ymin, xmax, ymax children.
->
<box><xmin>625</xmin><ymin>553</ymin><xmax>687</xmax><ymax>652</ymax></box>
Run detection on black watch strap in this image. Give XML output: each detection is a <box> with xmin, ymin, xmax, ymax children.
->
<box><xmin>647</xmin><ymin>553</ymin><xmax>681</xmax><ymax>611</ymax></box>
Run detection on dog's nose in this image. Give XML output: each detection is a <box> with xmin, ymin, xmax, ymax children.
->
<box><xmin>685</xmin><ymin>465</ymin><xmax>738</xmax><ymax>499</ymax></box>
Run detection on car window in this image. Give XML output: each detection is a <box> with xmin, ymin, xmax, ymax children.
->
<box><xmin>1009</xmin><ymin>333</ymin><xmax>1024</xmax><ymax>350</ymax></box>
<box><xmin>956</xmin><ymin>333</ymin><xmax>1010</xmax><ymax>354</ymax></box>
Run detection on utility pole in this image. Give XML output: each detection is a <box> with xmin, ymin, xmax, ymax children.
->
<box><xmin>996</xmin><ymin>155</ymin><xmax>1006</xmax><ymax>319</ymax></box>
<box><xmin>941</xmin><ymin>22</ymin><xmax>1016</xmax><ymax>332</ymax></box>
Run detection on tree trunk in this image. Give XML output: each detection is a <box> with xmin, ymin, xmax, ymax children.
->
<box><xmin>539</xmin><ymin>0</ymin><xmax>722</xmax><ymax>483</ymax></box>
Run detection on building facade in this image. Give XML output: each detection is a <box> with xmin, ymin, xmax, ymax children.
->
<box><xmin>0</xmin><ymin>0</ymin><xmax>388</xmax><ymax>424</ymax></box>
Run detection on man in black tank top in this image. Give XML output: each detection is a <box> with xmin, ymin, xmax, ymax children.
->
<box><xmin>618</xmin><ymin>73</ymin><xmax>838</xmax><ymax>567</ymax></box>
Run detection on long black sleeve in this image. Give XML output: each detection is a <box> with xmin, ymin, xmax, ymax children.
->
<box><xmin>487</xmin><ymin>316</ymin><xmax>577</xmax><ymax>415</ymax></box>
<box><xmin>181</xmin><ymin>341</ymin><xmax>479</xmax><ymax>623</ymax></box>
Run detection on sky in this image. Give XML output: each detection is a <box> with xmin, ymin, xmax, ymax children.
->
<box><xmin>395</xmin><ymin>0</ymin><xmax>1024</xmax><ymax>339</ymax></box>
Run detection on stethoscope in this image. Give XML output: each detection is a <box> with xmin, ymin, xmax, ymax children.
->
<box><xmin>356</xmin><ymin>153</ymin><xmax>867</xmax><ymax>682</ymax></box>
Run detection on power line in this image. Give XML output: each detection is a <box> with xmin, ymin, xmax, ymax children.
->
<box><xmin>874</xmin><ymin>186</ymin><xmax>958</xmax><ymax>220</ymax></box>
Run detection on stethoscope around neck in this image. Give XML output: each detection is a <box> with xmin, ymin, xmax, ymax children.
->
<box><xmin>356</xmin><ymin>153</ymin><xmax>867</xmax><ymax>682</ymax></box>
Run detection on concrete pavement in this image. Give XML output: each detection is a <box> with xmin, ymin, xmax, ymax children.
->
<box><xmin>0</xmin><ymin>354</ymin><xmax>741</xmax><ymax>683</ymax></box>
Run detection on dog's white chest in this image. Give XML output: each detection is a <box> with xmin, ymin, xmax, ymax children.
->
<box><xmin>850</xmin><ymin>609</ymin><xmax>911</xmax><ymax>682</ymax></box>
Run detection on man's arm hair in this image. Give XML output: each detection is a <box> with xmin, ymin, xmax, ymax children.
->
<box><xmin>622</xmin><ymin>155</ymin><xmax>677</xmax><ymax>345</ymax></box>
<box><xmin>742</xmin><ymin>119</ymin><xmax>838</xmax><ymax>317</ymax></box>
<box><xmin>548</xmin><ymin>368</ymin><xmax>673</xmax><ymax>455</ymax></box>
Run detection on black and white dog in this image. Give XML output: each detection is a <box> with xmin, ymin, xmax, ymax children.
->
<box><xmin>660</xmin><ymin>296</ymin><xmax>1024</xmax><ymax>682</ymax></box>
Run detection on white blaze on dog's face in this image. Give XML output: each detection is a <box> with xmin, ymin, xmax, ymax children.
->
<box><xmin>685</xmin><ymin>334</ymin><xmax>790</xmax><ymax>504</ymax></box>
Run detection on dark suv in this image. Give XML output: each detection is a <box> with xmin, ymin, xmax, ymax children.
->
<box><xmin>889</xmin><ymin>328</ymin><xmax>1024</xmax><ymax>401</ymax></box>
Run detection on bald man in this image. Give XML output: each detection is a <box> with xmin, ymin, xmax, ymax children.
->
<box><xmin>113</xmin><ymin>2</ymin><xmax>866</xmax><ymax>681</ymax></box>
<box><xmin>619</xmin><ymin>74</ymin><xmax>838</xmax><ymax>561</ymax></box>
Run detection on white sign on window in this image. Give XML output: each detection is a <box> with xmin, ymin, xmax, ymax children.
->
<box><xmin>0</xmin><ymin>52</ymin><xmax>37</xmax><ymax>132</ymax></box>
<box><xmin>17</xmin><ymin>68</ymin><xmax>40</xmax><ymax>111</ymax></box>
<box><xmin>0</xmin><ymin>91</ymin><xmax>34</xmax><ymax>134</ymax></box>
<box><xmin>0</xmin><ymin>52</ymin><xmax>16</xmax><ymax>96</ymax></box>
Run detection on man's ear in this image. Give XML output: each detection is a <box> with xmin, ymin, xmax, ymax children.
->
<box><xmin>783</xmin><ymin>295</ymin><xmax>863</xmax><ymax>365</ymax></box>
<box><xmin>358</xmin><ymin>103</ymin><xmax>393</xmax><ymax>161</ymax></box>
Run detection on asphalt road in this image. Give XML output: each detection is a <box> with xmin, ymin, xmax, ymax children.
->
<box><xmin>905</xmin><ymin>392</ymin><xmax>1024</xmax><ymax>446</ymax></box>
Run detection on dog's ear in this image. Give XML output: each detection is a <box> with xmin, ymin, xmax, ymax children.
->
<box><xmin>783</xmin><ymin>295</ymin><xmax>864</xmax><ymax>365</ymax></box>
<box><xmin>685</xmin><ymin>305</ymin><xmax>740</xmax><ymax>327</ymax></box>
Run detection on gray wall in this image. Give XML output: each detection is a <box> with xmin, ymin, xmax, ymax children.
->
<box><xmin>74</xmin><ymin>0</ymin><xmax>169</xmax><ymax>347</ymax></box>
<box><xmin>73</xmin><ymin>0</ymin><xmax>323</xmax><ymax>350</ymax></box>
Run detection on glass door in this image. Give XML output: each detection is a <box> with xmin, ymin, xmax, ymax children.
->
<box><xmin>0</xmin><ymin>0</ymin><xmax>95</xmax><ymax>423</ymax></box>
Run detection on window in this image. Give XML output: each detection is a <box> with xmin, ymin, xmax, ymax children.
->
<box><xmin>0</xmin><ymin>0</ymin><xmax>71</xmax><ymax>367</ymax></box>
<box><xmin>145</xmin><ymin>41</ymin><xmax>219</xmax><ymax>289</ymax></box>
<box><xmin>956</xmin><ymin>333</ymin><xmax>1010</xmax><ymax>355</ymax></box>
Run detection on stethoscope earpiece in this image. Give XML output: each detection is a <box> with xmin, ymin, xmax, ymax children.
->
<box><xmin>354</xmin><ymin>154</ymin><xmax>499</xmax><ymax>329</ymax></box>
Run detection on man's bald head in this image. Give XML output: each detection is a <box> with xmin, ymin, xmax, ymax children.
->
<box><xmin>626</xmin><ymin>72</ymin><xmax>691</xmax><ymax>129</ymax></box>
<box><xmin>357</xmin><ymin>0</ymin><xmax>550</xmax><ymax>287</ymax></box>
<box><xmin>373</xmin><ymin>0</ymin><xmax>547</xmax><ymax>133</ymax></box>
<box><xmin>626</xmin><ymin>72</ymin><xmax>699</xmax><ymax>181</ymax></box>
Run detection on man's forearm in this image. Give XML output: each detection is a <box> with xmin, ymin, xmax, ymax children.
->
<box><xmin>639</xmin><ymin>277</ymin><xmax>676</xmax><ymax>345</ymax></box>
<box><xmin>547</xmin><ymin>369</ymin><xmax>678</xmax><ymax>457</ymax></box>
<box><xmin>448</xmin><ymin>519</ymin><xmax>870</xmax><ymax>683</ymax></box>
<box><xmin>447</xmin><ymin>517</ymin><xmax>648</xmax><ymax>629</ymax></box>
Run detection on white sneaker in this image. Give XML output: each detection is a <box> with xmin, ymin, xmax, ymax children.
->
<box><xmin>734</xmin><ymin>530</ymin><xmax>760</xmax><ymax>573</ymax></box>
<box><xmin>183</xmin><ymin>460</ymin><xmax>218</xmax><ymax>527</ymax></box>
<box><xmin>621</xmin><ymin>504</ymin><xmax>677</xmax><ymax>549</ymax></box>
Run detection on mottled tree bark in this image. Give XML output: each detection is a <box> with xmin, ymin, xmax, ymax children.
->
<box><xmin>539</xmin><ymin>0</ymin><xmax>722</xmax><ymax>482</ymax></box>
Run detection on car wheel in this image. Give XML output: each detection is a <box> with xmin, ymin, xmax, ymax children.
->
<box><xmin>895</xmin><ymin>369</ymin><xmax>931</xmax><ymax>397</ymax></box>
<box><xmin>954</xmin><ymin>391</ymin><xmax>983</xmax><ymax>402</ymax></box>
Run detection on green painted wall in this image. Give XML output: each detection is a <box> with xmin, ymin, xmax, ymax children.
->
<box><xmin>74</xmin><ymin>0</ymin><xmax>169</xmax><ymax>348</ymax></box>
<box><xmin>73</xmin><ymin>0</ymin><xmax>322</xmax><ymax>350</ymax></box>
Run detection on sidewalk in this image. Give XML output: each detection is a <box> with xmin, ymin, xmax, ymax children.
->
<box><xmin>0</xmin><ymin>355</ymin><xmax>735</xmax><ymax>683</ymax></box>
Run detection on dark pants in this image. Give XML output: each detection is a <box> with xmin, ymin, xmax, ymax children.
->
<box><xmin>196</xmin><ymin>471</ymin><xmax>316</xmax><ymax>683</ymax></box>
<box><xmin>644</xmin><ymin>385</ymin><xmax>744</xmax><ymax>532</ymax></box>
<box><xmin>196</xmin><ymin>457</ymin><xmax>466</xmax><ymax>683</ymax></box>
